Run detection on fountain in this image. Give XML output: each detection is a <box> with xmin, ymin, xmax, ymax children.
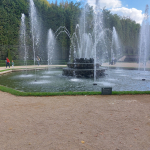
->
<box><xmin>60</xmin><ymin>2</ymin><xmax>122</xmax><ymax>80</ymax></box>
<box><xmin>1</xmin><ymin>0</ymin><xmax>150</xmax><ymax>93</ymax></box>
<box><xmin>54</xmin><ymin>25</ymin><xmax>106</xmax><ymax>78</ymax></box>
<box><xmin>29</xmin><ymin>0</ymin><xmax>41</xmax><ymax>81</ymax></box>
<box><xmin>62</xmin><ymin>1</ymin><xmax>110</xmax><ymax>80</ymax></box>
<box><xmin>63</xmin><ymin>58</ymin><xmax>105</xmax><ymax>78</ymax></box>
<box><xmin>47</xmin><ymin>29</ymin><xmax>55</xmax><ymax>68</ymax></box>
<box><xmin>110</xmin><ymin>27</ymin><xmax>121</xmax><ymax>65</ymax></box>
<box><xmin>25</xmin><ymin>0</ymin><xmax>121</xmax><ymax>81</ymax></box>
<box><xmin>139</xmin><ymin>5</ymin><xmax>150</xmax><ymax>71</ymax></box>
<box><xmin>20</xmin><ymin>13</ymin><xmax>27</xmax><ymax>73</ymax></box>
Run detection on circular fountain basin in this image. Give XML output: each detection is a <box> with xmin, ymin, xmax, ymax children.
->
<box><xmin>0</xmin><ymin>68</ymin><xmax>150</xmax><ymax>92</ymax></box>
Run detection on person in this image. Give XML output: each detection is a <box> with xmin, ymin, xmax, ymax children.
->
<box><xmin>6</xmin><ymin>57</ymin><xmax>10</xmax><ymax>68</ymax></box>
<box><xmin>36</xmin><ymin>56</ymin><xmax>40</xmax><ymax>66</ymax></box>
<box><xmin>12</xmin><ymin>60</ymin><xmax>14</xmax><ymax>68</ymax></box>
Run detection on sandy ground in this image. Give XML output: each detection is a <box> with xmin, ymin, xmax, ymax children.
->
<box><xmin>0</xmin><ymin>91</ymin><xmax>150</xmax><ymax>150</ymax></box>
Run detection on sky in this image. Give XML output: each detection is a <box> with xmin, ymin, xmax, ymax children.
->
<box><xmin>47</xmin><ymin>0</ymin><xmax>150</xmax><ymax>24</ymax></box>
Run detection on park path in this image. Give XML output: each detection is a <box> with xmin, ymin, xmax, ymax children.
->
<box><xmin>1</xmin><ymin>62</ymin><xmax>150</xmax><ymax>72</ymax></box>
<box><xmin>0</xmin><ymin>65</ymin><xmax>66</xmax><ymax>75</ymax></box>
<box><xmin>0</xmin><ymin>65</ymin><xmax>66</xmax><ymax>71</ymax></box>
<box><xmin>0</xmin><ymin>92</ymin><xmax>150</xmax><ymax>150</ymax></box>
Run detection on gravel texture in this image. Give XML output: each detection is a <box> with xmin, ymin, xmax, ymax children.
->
<box><xmin>0</xmin><ymin>91</ymin><xmax>150</xmax><ymax>150</ymax></box>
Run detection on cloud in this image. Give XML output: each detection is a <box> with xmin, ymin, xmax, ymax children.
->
<box><xmin>87</xmin><ymin>0</ymin><xmax>121</xmax><ymax>9</ymax></box>
<box><xmin>111</xmin><ymin>7</ymin><xmax>144</xmax><ymax>24</ymax></box>
<box><xmin>86</xmin><ymin>0</ymin><xmax>144</xmax><ymax>24</ymax></box>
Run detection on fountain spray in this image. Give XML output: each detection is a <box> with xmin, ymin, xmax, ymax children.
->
<box><xmin>20</xmin><ymin>14</ymin><xmax>28</xmax><ymax>74</ymax></box>
<box><xmin>139</xmin><ymin>5</ymin><xmax>150</xmax><ymax>71</ymax></box>
<box><xmin>29</xmin><ymin>0</ymin><xmax>40</xmax><ymax>81</ymax></box>
<box><xmin>47</xmin><ymin>29</ymin><xmax>55</xmax><ymax>69</ymax></box>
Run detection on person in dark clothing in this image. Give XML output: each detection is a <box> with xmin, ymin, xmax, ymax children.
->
<box><xmin>6</xmin><ymin>57</ymin><xmax>10</xmax><ymax>68</ymax></box>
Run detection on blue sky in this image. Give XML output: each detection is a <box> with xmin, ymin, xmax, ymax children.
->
<box><xmin>47</xmin><ymin>0</ymin><xmax>150</xmax><ymax>24</ymax></box>
<box><xmin>121</xmin><ymin>0</ymin><xmax>149</xmax><ymax>12</ymax></box>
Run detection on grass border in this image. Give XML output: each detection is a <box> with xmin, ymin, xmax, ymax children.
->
<box><xmin>0</xmin><ymin>85</ymin><xmax>102</xmax><ymax>96</ymax></box>
<box><xmin>0</xmin><ymin>85</ymin><xmax>150</xmax><ymax>96</ymax></box>
<box><xmin>0</xmin><ymin>69</ymin><xmax>12</xmax><ymax>72</ymax></box>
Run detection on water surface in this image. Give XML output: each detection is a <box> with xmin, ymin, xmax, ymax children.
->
<box><xmin>0</xmin><ymin>68</ymin><xmax>150</xmax><ymax>92</ymax></box>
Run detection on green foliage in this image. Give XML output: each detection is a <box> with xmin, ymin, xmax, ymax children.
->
<box><xmin>33</xmin><ymin>0</ymin><xmax>81</xmax><ymax>61</ymax></box>
<box><xmin>0</xmin><ymin>69</ymin><xmax>11</xmax><ymax>72</ymax></box>
<box><xmin>7</xmin><ymin>49</ymin><xmax>12</xmax><ymax>62</ymax></box>
<box><xmin>0</xmin><ymin>0</ymin><xmax>28</xmax><ymax>59</ymax></box>
<box><xmin>0</xmin><ymin>0</ymin><xmax>141</xmax><ymax>61</ymax></box>
<box><xmin>103</xmin><ymin>9</ymin><xmax>140</xmax><ymax>56</ymax></box>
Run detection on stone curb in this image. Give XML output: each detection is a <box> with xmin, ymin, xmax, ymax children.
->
<box><xmin>0</xmin><ymin>70</ymin><xmax>12</xmax><ymax>75</ymax></box>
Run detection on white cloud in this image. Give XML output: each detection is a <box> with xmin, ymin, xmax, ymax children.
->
<box><xmin>87</xmin><ymin>0</ymin><xmax>121</xmax><ymax>9</ymax></box>
<box><xmin>86</xmin><ymin>0</ymin><xmax>144</xmax><ymax>24</ymax></box>
<box><xmin>111</xmin><ymin>7</ymin><xmax>144</xmax><ymax>24</ymax></box>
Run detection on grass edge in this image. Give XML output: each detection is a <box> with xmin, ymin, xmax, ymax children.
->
<box><xmin>0</xmin><ymin>85</ymin><xmax>150</xmax><ymax>96</ymax></box>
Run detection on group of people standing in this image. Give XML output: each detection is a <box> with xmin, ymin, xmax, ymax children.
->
<box><xmin>5</xmin><ymin>57</ymin><xmax>14</xmax><ymax>68</ymax></box>
<box><xmin>5</xmin><ymin>56</ymin><xmax>41</xmax><ymax>68</ymax></box>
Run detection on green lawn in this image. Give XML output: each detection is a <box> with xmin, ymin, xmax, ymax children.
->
<box><xmin>0</xmin><ymin>85</ymin><xmax>150</xmax><ymax>96</ymax></box>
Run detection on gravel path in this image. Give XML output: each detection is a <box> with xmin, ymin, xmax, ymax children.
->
<box><xmin>0</xmin><ymin>91</ymin><xmax>150</xmax><ymax>150</ymax></box>
<box><xmin>1</xmin><ymin>62</ymin><xmax>150</xmax><ymax>71</ymax></box>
